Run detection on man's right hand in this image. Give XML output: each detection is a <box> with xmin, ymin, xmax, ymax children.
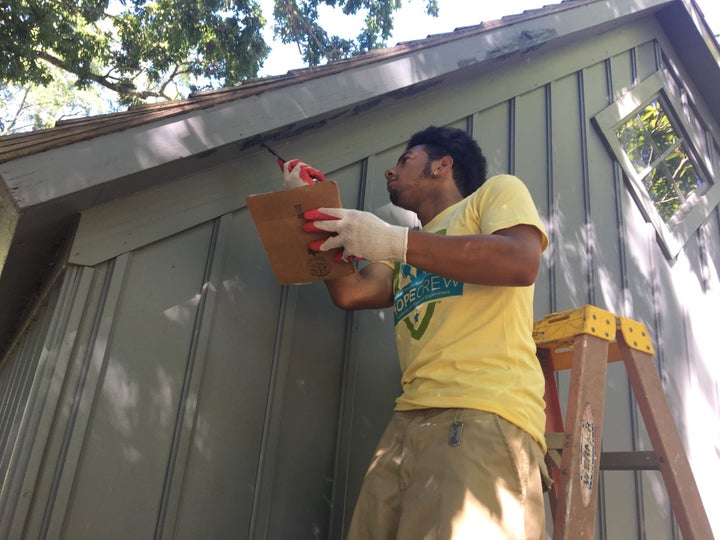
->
<box><xmin>279</xmin><ymin>158</ymin><xmax>326</xmax><ymax>189</ymax></box>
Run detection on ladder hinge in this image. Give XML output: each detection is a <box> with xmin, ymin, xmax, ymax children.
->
<box><xmin>534</xmin><ymin>305</ymin><xmax>656</xmax><ymax>369</ymax></box>
<box><xmin>617</xmin><ymin>316</ymin><xmax>655</xmax><ymax>355</ymax></box>
<box><xmin>533</xmin><ymin>304</ymin><xmax>616</xmax><ymax>347</ymax></box>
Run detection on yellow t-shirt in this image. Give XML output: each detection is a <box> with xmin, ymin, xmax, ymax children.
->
<box><xmin>389</xmin><ymin>174</ymin><xmax>549</xmax><ymax>451</ymax></box>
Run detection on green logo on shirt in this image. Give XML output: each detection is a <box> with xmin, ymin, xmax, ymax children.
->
<box><xmin>393</xmin><ymin>264</ymin><xmax>463</xmax><ymax>339</ymax></box>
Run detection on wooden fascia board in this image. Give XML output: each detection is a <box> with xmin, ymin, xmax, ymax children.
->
<box><xmin>665</xmin><ymin>0</ymin><xmax>720</xmax><ymax>67</ymax></box>
<box><xmin>658</xmin><ymin>0</ymin><xmax>720</xmax><ymax>122</ymax></box>
<box><xmin>683</xmin><ymin>0</ymin><xmax>720</xmax><ymax>61</ymax></box>
<box><xmin>0</xmin><ymin>0</ymin><xmax>672</xmax><ymax>212</ymax></box>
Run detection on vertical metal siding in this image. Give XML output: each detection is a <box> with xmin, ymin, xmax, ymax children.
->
<box><xmin>169</xmin><ymin>211</ymin><xmax>284</xmax><ymax>539</ymax></box>
<box><xmin>39</xmin><ymin>257</ymin><xmax>129</xmax><ymax>538</ymax></box>
<box><xmin>0</xmin><ymin>297</ymin><xmax>47</xmax><ymax>534</ymax></box>
<box><xmin>545</xmin><ymin>84</ymin><xmax>558</xmax><ymax>316</ymax></box>
<box><xmin>0</xmin><ymin>314</ymin><xmax>46</xmax><ymax>474</ymax></box>
<box><xmin>512</xmin><ymin>85</ymin><xmax>552</xmax><ymax>318</ymax></box>
<box><xmin>61</xmin><ymin>224</ymin><xmax>216</xmax><ymax>539</ymax></box>
<box><xmin>157</xmin><ymin>215</ymin><xmax>232</xmax><ymax>539</ymax></box>
<box><xmin>618</xmin><ymin>44</ymin><xmax>678</xmax><ymax>540</ymax></box>
<box><xmin>0</xmin><ymin>264</ymin><xmax>94</xmax><ymax>539</ymax></box>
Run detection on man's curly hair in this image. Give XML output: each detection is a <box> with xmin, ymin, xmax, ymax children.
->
<box><xmin>407</xmin><ymin>126</ymin><xmax>488</xmax><ymax>197</ymax></box>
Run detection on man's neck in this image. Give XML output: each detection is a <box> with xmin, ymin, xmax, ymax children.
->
<box><xmin>416</xmin><ymin>191</ymin><xmax>464</xmax><ymax>226</ymax></box>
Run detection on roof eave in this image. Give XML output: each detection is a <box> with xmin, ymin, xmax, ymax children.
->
<box><xmin>657</xmin><ymin>0</ymin><xmax>720</xmax><ymax>121</ymax></box>
<box><xmin>0</xmin><ymin>0</ymin><xmax>674</xmax><ymax>212</ymax></box>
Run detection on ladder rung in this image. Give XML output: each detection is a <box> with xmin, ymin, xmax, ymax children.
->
<box><xmin>545</xmin><ymin>433</ymin><xmax>659</xmax><ymax>470</ymax></box>
<box><xmin>600</xmin><ymin>451</ymin><xmax>659</xmax><ymax>471</ymax></box>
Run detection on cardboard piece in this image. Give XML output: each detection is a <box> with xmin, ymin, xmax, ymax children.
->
<box><xmin>245</xmin><ymin>181</ymin><xmax>355</xmax><ymax>285</ymax></box>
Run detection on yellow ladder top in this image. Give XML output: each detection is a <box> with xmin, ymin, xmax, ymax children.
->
<box><xmin>533</xmin><ymin>304</ymin><xmax>655</xmax><ymax>370</ymax></box>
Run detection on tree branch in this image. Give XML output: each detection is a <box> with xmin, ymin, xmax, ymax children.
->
<box><xmin>37</xmin><ymin>50</ymin><xmax>173</xmax><ymax>100</ymax></box>
<box><xmin>282</xmin><ymin>0</ymin><xmax>332</xmax><ymax>60</ymax></box>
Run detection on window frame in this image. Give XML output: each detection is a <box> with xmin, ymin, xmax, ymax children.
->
<box><xmin>593</xmin><ymin>70</ymin><xmax>720</xmax><ymax>259</ymax></box>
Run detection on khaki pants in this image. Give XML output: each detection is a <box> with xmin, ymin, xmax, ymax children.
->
<box><xmin>346</xmin><ymin>409</ymin><xmax>549</xmax><ymax>540</ymax></box>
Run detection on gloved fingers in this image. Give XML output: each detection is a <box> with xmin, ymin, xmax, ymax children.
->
<box><xmin>309</xmin><ymin>238</ymin><xmax>331</xmax><ymax>252</ymax></box>
<box><xmin>303</xmin><ymin>208</ymin><xmax>343</xmax><ymax>233</ymax></box>
<box><xmin>283</xmin><ymin>159</ymin><xmax>302</xmax><ymax>173</ymax></box>
<box><xmin>281</xmin><ymin>159</ymin><xmax>306</xmax><ymax>189</ymax></box>
<box><xmin>304</xmin><ymin>208</ymin><xmax>341</xmax><ymax>221</ymax></box>
<box><xmin>302</xmin><ymin>221</ymin><xmax>324</xmax><ymax>233</ymax></box>
<box><xmin>299</xmin><ymin>165</ymin><xmax>326</xmax><ymax>184</ymax></box>
<box><xmin>312</xmin><ymin>234</ymin><xmax>344</xmax><ymax>252</ymax></box>
<box><xmin>284</xmin><ymin>159</ymin><xmax>299</xmax><ymax>168</ymax></box>
<box><xmin>314</xmin><ymin>207</ymin><xmax>345</xmax><ymax>219</ymax></box>
<box><xmin>304</xmin><ymin>220</ymin><xmax>341</xmax><ymax>233</ymax></box>
<box><xmin>303</xmin><ymin>207</ymin><xmax>365</xmax><ymax>262</ymax></box>
<box><xmin>283</xmin><ymin>159</ymin><xmax>326</xmax><ymax>185</ymax></box>
<box><xmin>306</xmin><ymin>205</ymin><xmax>406</xmax><ymax>262</ymax></box>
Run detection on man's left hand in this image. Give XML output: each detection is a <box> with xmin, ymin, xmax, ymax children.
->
<box><xmin>303</xmin><ymin>207</ymin><xmax>408</xmax><ymax>262</ymax></box>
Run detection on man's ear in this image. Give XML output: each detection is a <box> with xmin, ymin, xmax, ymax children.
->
<box><xmin>434</xmin><ymin>155</ymin><xmax>454</xmax><ymax>177</ymax></box>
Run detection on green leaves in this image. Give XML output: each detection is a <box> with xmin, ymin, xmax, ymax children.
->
<box><xmin>272</xmin><ymin>0</ymin><xmax>439</xmax><ymax>65</ymax></box>
<box><xmin>2</xmin><ymin>0</ymin><xmax>270</xmax><ymax>105</ymax></box>
<box><xmin>616</xmin><ymin>98</ymin><xmax>704</xmax><ymax>222</ymax></box>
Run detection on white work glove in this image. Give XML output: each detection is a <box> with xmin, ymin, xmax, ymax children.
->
<box><xmin>278</xmin><ymin>158</ymin><xmax>326</xmax><ymax>189</ymax></box>
<box><xmin>303</xmin><ymin>207</ymin><xmax>408</xmax><ymax>262</ymax></box>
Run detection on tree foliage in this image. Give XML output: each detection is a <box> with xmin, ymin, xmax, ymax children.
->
<box><xmin>273</xmin><ymin>0</ymin><xmax>438</xmax><ymax>66</ymax></box>
<box><xmin>616</xmin><ymin>99</ymin><xmax>704</xmax><ymax>222</ymax></box>
<box><xmin>0</xmin><ymin>64</ymin><xmax>121</xmax><ymax>133</ymax></box>
<box><xmin>1</xmin><ymin>0</ymin><xmax>439</xmax><ymax>133</ymax></box>
<box><xmin>2</xmin><ymin>0</ymin><xmax>270</xmax><ymax>104</ymax></box>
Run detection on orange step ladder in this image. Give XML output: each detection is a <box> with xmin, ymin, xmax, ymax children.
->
<box><xmin>533</xmin><ymin>305</ymin><xmax>713</xmax><ymax>539</ymax></box>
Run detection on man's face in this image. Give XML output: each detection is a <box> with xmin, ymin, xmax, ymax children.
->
<box><xmin>385</xmin><ymin>145</ymin><xmax>433</xmax><ymax>209</ymax></box>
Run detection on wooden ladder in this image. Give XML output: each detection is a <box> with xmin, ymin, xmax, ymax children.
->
<box><xmin>533</xmin><ymin>305</ymin><xmax>713</xmax><ymax>539</ymax></box>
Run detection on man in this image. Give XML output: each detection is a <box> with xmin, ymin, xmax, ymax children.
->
<box><xmin>286</xmin><ymin>126</ymin><xmax>550</xmax><ymax>539</ymax></box>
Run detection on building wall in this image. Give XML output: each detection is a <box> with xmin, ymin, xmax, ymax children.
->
<box><xmin>1</xmin><ymin>14</ymin><xmax>719</xmax><ymax>540</ymax></box>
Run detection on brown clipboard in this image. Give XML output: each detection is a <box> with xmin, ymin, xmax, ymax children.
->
<box><xmin>245</xmin><ymin>181</ymin><xmax>355</xmax><ymax>285</ymax></box>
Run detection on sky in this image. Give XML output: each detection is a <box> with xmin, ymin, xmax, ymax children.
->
<box><xmin>257</xmin><ymin>0</ymin><xmax>720</xmax><ymax>77</ymax></box>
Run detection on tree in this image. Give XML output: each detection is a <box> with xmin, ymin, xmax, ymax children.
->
<box><xmin>0</xmin><ymin>0</ymin><xmax>438</xmax><ymax>131</ymax></box>
<box><xmin>2</xmin><ymin>0</ymin><xmax>271</xmax><ymax>105</ymax></box>
<box><xmin>616</xmin><ymin>99</ymin><xmax>704</xmax><ymax>222</ymax></box>
<box><xmin>0</xmin><ymin>65</ymin><xmax>121</xmax><ymax>133</ymax></box>
<box><xmin>273</xmin><ymin>0</ymin><xmax>437</xmax><ymax>66</ymax></box>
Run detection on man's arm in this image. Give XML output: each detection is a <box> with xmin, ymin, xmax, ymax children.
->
<box><xmin>406</xmin><ymin>224</ymin><xmax>543</xmax><ymax>287</ymax></box>
<box><xmin>323</xmin><ymin>262</ymin><xmax>394</xmax><ymax>310</ymax></box>
<box><xmin>324</xmin><ymin>224</ymin><xmax>540</xmax><ymax>311</ymax></box>
<box><xmin>304</xmin><ymin>208</ymin><xmax>543</xmax><ymax>288</ymax></box>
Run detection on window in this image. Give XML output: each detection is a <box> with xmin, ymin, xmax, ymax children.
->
<box><xmin>594</xmin><ymin>70</ymin><xmax>720</xmax><ymax>259</ymax></box>
<box><xmin>615</xmin><ymin>98</ymin><xmax>707</xmax><ymax>222</ymax></box>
